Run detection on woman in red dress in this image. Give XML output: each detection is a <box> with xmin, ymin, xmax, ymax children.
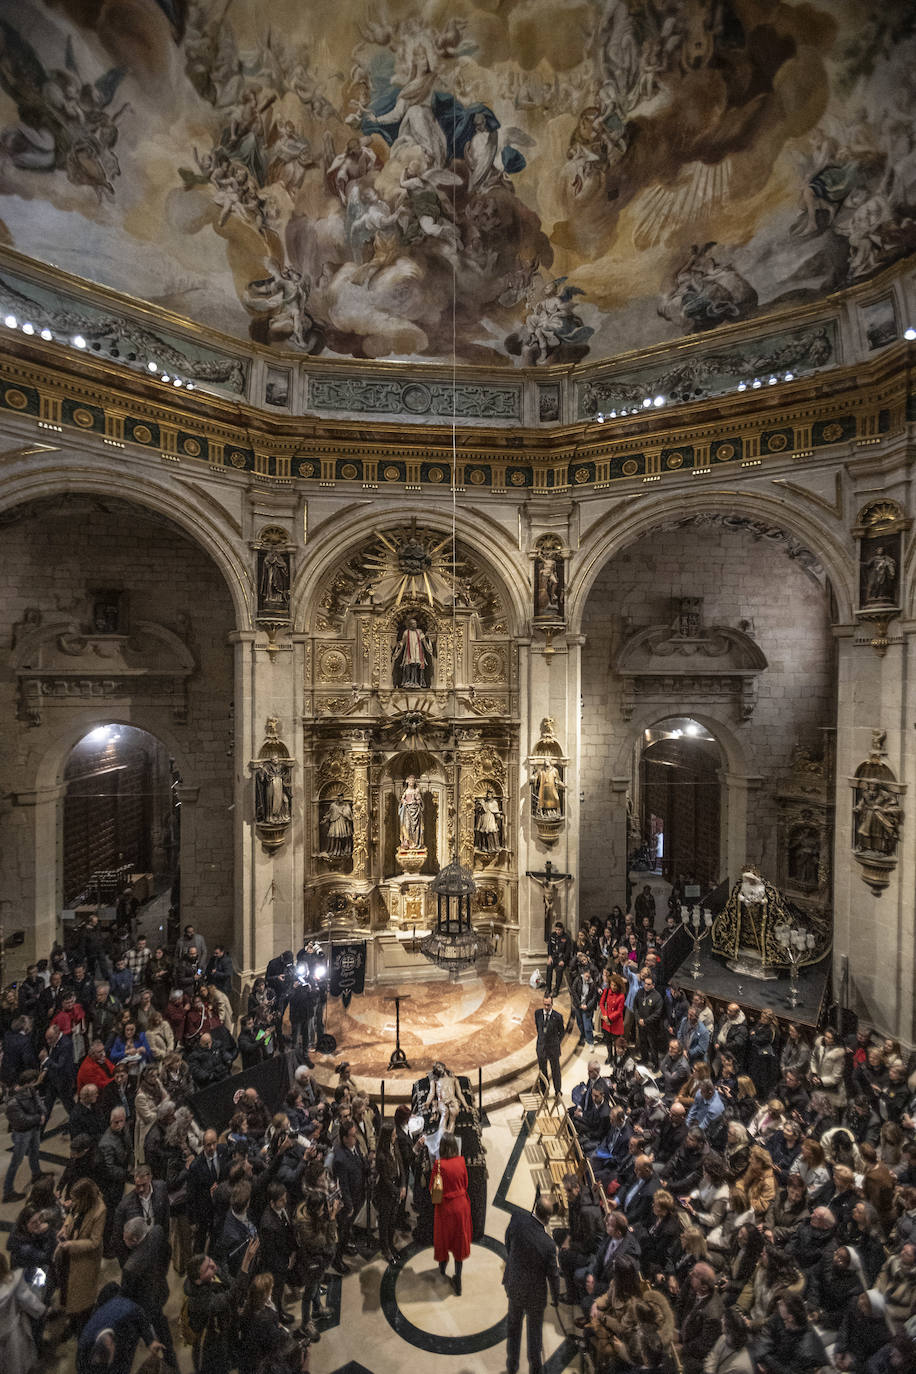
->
<box><xmin>599</xmin><ymin>972</ymin><xmax>626</xmax><ymax>1069</ymax></box>
<box><xmin>431</xmin><ymin>1132</ymin><xmax>472</xmax><ymax>1295</ymax></box>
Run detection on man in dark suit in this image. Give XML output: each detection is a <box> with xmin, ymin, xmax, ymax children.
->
<box><xmin>557</xmin><ymin>1174</ymin><xmax>604</xmax><ymax>1301</ymax></box>
<box><xmin>618</xmin><ymin>1154</ymin><xmax>659</xmax><ymax>1232</ymax></box>
<box><xmin>534</xmin><ymin>995</ymin><xmax>565</xmax><ymax>1094</ymax></box>
<box><xmin>112</xmin><ymin>1164</ymin><xmax>171</xmax><ymax>1264</ymax></box>
<box><xmin>633</xmin><ymin>974</ymin><xmax>664</xmax><ymax>1070</ymax></box>
<box><xmin>186</xmin><ymin>1128</ymin><xmax>231</xmax><ymax>1251</ymax></box>
<box><xmin>503</xmin><ymin>1194</ymin><xmax>560</xmax><ymax>1374</ymax></box>
<box><xmin>573</xmin><ymin>1211</ymin><xmax>641</xmax><ymax>1320</ymax></box>
<box><xmin>259</xmin><ymin>1181</ymin><xmax>297</xmax><ymax>1323</ymax></box>
<box><xmin>331</xmin><ymin>1121</ymin><xmax>367</xmax><ymax>1274</ymax></box>
<box><xmin>121</xmin><ymin>1217</ymin><xmax>176</xmax><ymax>1367</ymax></box>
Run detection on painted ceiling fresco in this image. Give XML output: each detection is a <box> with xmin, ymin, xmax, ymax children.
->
<box><xmin>0</xmin><ymin>1</ymin><xmax>914</xmax><ymax>367</ymax></box>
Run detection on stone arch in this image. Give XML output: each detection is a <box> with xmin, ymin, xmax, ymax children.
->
<box><xmin>0</xmin><ymin>478</ymin><xmax>238</xmax><ymax>962</ymax></box>
<box><xmin>616</xmin><ymin>708</ymin><xmax>752</xmax><ymax>889</ymax></box>
<box><xmin>0</xmin><ymin>462</ymin><xmax>252</xmax><ymax>631</ymax></box>
<box><xmin>569</xmin><ymin>488</ymin><xmax>854</xmax><ymax>634</ymax></box>
<box><xmin>291</xmin><ymin>503</ymin><xmax>529</xmax><ymax>637</ymax></box>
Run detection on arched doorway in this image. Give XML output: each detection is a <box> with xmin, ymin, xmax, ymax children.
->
<box><xmin>637</xmin><ymin>718</ymin><xmax>722</xmax><ymax>889</ymax></box>
<box><xmin>62</xmin><ymin>724</ymin><xmax>179</xmax><ymax>939</ymax></box>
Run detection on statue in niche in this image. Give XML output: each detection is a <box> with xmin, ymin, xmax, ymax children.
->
<box><xmin>392</xmin><ymin>616</ymin><xmax>435</xmax><ymax>688</ymax></box>
<box><xmin>531</xmin><ymin>760</ymin><xmax>565</xmax><ymax>818</ymax></box>
<box><xmin>398</xmin><ymin>774</ymin><xmax>425</xmax><ymax>849</ymax></box>
<box><xmin>534</xmin><ymin>546</ymin><xmax>564</xmax><ymax>619</ymax></box>
<box><xmin>255</xmin><ymin>755</ymin><xmax>292</xmax><ymax>825</ymax></box>
<box><xmin>474</xmin><ymin>789</ymin><xmax>504</xmax><ymax>853</ymax></box>
<box><xmin>322</xmin><ymin>794</ymin><xmax>353</xmax><ymax>858</ymax></box>
<box><xmin>854</xmin><ymin>781</ymin><xmax>902</xmax><ymax>855</ymax></box>
<box><xmin>863</xmin><ymin>546</ymin><xmax>897</xmax><ymax>604</ymax></box>
<box><xmin>788</xmin><ymin>824</ymin><xmax>820</xmax><ymax>887</ymax></box>
<box><xmin>258</xmin><ymin>548</ymin><xmax>291</xmax><ymax>614</ymax></box>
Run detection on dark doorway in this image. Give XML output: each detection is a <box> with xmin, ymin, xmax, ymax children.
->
<box><xmin>62</xmin><ymin>725</ymin><xmax>178</xmax><ymax>906</ymax></box>
<box><xmin>640</xmin><ymin>719</ymin><xmax>722</xmax><ymax>889</ymax></box>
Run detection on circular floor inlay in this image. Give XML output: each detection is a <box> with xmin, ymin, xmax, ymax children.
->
<box><xmin>380</xmin><ymin>1237</ymin><xmax>507</xmax><ymax>1354</ymax></box>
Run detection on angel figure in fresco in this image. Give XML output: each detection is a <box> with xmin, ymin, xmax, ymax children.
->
<box><xmin>0</xmin><ymin>21</ymin><xmax>130</xmax><ymax>200</ymax></box>
<box><xmin>395</xmin><ymin>160</ymin><xmax>463</xmax><ymax>254</ymax></box>
<box><xmin>519</xmin><ymin>277</ymin><xmax>592</xmax><ymax>365</ymax></box>
<box><xmin>327</xmin><ymin>135</ymin><xmax>380</xmax><ymax>204</ymax></box>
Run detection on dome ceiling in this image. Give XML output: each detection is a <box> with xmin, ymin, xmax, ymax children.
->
<box><xmin>0</xmin><ymin>1</ymin><xmax>914</xmax><ymax>368</ymax></box>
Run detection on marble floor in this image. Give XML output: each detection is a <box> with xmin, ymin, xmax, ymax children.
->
<box><xmin>1</xmin><ymin>986</ymin><xmax>600</xmax><ymax>1374</ymax></box>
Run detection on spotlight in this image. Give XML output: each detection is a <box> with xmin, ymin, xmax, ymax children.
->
<box><xmin>4</xmin><ymin>314</ymin><xmax>17</xmax><ymax>328</ymax></box>
<box><xmin>40</xmin><ymin>328</ymin><xmax>52</xmax><ymax>341</ymax></box>
<box><xmin>147</xmin><ymin>361</ymin><xmax>158</xmax><ymax>372</ymax></box>
<box><xmin>642</xmin><ymin>397</ymin><xmax>652</xmax><ymax>408</ymax></box>
<box><xmin>905</xmin><ymin>328</ymin><xmax>916</xmax><ymax>341</ymax></box>
<box><xmin>186</xmin><ymin>382</ymin><xmax>195</xmax><ymax>391</ymax></box>
<box><xmin>296</xmin><ymin>964</ymin><xmax>307</xmax><ymax>979</ymax></box>
<box><xmin>737</xmin><ymin>382</ymin><xmax>747</xmax><ymax>392</ymax></box>
<box><xmin>653</xmin><ymin>395</ymin><xmax>665</xmax><ymax>407</ymax></box>
<box><xmin>313</xmin><ymin>963</ymin><xmax>327</xmax><ymax>979</ymax></box>
<box><xmin>73</xmin><ymin>335</ymin><xmax>86</xmax><ymax>349</ymax></box>
<box><xmin>685</xmin><ymin>723</ymin><xmax>700</xmax><ymax>736</ymax></box>
<box><xmin>752</xmin><ymin>378</ymin><xmax>762</xmax><ymax>389</ymax></box>
<box><xmin>173</xmin><ymin>378</ymin><xmax>182</xmax><ymax>387</ymax></box>
<box><xmin>768</xmin><ymin>375</ymin><xmax>777</xmax><ymax>385</ymax></box>
<box><xmin>784</xmin><ymin>372</ymin><xmax>794</xmax><ymax>381</ymax></box>
<box><xmin>86</xmin><ymin>725</ymin><xmax>111</xmax><ymax>744</ymax></box>
<box><xmin>21</xmin><ymin>322</ymin><xmax>34</xmax><ymax>335</ymax></box>
<box><xmin>609</xmin><ymin>409</ymin><xmax>617</xmax><ymax>417</ymax></box>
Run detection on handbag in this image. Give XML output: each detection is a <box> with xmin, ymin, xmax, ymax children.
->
<box><xmin>430</xmin><ymin>1167</ymin><xmax>444</xmax><ymax>1205</ymax></box>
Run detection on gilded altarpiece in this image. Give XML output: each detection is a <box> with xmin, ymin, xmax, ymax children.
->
<box><xmin>301</xmin><ymin>525</ymin><xmax>519</xmax><ymax>975</ymax></box>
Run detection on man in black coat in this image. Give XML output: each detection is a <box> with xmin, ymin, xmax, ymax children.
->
<box><xmin>112</xmin><ymin>1164</ymin><xmax>171</xmax><ymax>1263</ymax></box>
<box><xmin>573</xmin><ymin>1210</ymin><xmax>641</xmax><ymax>1317</ymax></box>
<box><xmin>331</xmin><ymin>1121</ymin><xmax>367</xmax><ymax>1273</ymax></box>
<box><xmin>534</xmin><ymin>995</ymin><xmax>565</xmax><ymax>1094</ymax></box>
<box><xmin>187</xmin><ymin>1033</ymin><xmax>228</xmax><ymax>1090</ymax></box>
<box><xmin>187</xmin><ymin>1129</ymin><xmax>231</xmax><ymax>1252</ymax></box>
<box><xmin>503</xmin><ymin>1195</ymin><xmax>560</xmax><ymax>1374</ymax></box>
<box><xmin>618</xmin><ymin>1154</ymin><xmax>660</xmax><ymax>1232</ymax></box>
<box><xmin>678</xmin><ymin>1262</ymin><xmax>725</xmax><ymax>1374</ymax></box>
<box><xmin>0</xmin><ymin>1017</ymin><xmax>38</xmax><ymax>1090</ymax></box>
<box><xmin>633</xmin><ymin>974</ymin><xmax>664</xmax><ymax>1069</ymax></box>
<box><xmin>121</xmin><ymin>1217</ymin><xmax>176</xmax><ymax>1366</ymax></box>
<box><xmin>557</xmin><ymin>1175</ymin><xmax>604</xmax><ymax>1301</ymax></box>
<box><xmin>204</xmin><ymin>945</ymin><xmax>233</xmax><ymax>994</ymax></box>
<box><xmin>258</xmin><ymin>1181</ymin><xmax>297</xmax><ymax>1323</ymax></box>
<box><xmin>544</xmin><ymin>922</ymin><xmax>571</xmax><ymax>998</ymax></box>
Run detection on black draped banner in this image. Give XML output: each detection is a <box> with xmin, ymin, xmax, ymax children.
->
<box><xmin>329</xmin><ymin>939</ymin><xmax>367</xmax><ymax>1007</ymax></box>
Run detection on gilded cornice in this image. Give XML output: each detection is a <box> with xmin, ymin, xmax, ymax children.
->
<box><xmin>0</xmin><ymin>331</ymin><xmax>912</xmax><ymax>498</ymax></box>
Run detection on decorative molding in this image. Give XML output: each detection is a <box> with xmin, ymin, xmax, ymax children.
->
<box><xmin>309</xmin><ymin>376</ymin><xmax>520</xmax><ymax>421</ymax></box>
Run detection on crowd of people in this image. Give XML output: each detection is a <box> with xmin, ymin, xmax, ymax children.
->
<box><xmin>532</xmin><ymin>903</ymin><xmax>916</xmax><ymax>1374</ymax></box>
<box><xmin>0</xmin><ymin>918</ymin><xmax>428</xmax><ymax>1374</ymax></box>
<box><xmin>4</xmin><ymin>893</ymin><xmax>916</xmax><ymax>1374</ymax></box>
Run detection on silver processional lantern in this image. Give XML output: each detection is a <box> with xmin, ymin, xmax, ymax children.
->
<box><xmin>419</xmin><ymin>860</ymin><xmax>481</xmax><ymax>978</ymax></box>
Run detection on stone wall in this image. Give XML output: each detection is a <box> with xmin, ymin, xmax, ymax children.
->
<box><xmin>0</xmin><ymin>498</ymin><xmax>235</xmax><ymax>956</ymax></box>
<box><xmin>579</xmin><ymin>522</ymin><xmax>836</xmax><ymax>917</ymax></box>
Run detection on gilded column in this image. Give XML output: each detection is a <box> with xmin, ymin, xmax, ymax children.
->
<box><xmin>348</xmin><ymin>736</ymin><xmax>371</xmax><ymax>882</ymax></box>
